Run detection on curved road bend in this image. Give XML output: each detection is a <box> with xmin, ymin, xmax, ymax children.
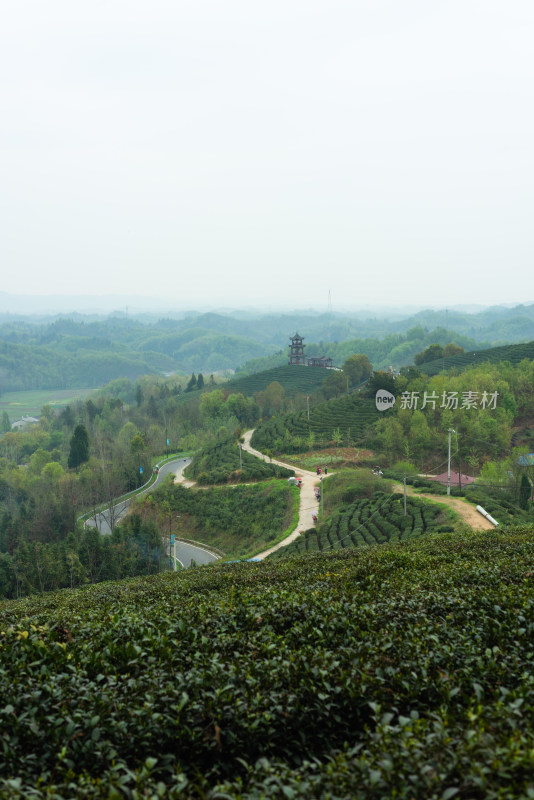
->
<box><xmin>85</xmin><ymin>458</ymin><xmax>220</xmax><ymax>568</ymax></box>
<box><xmin>241</xmin><ymin>429</ymin><xmax>329</xmax><ymax>560</ymax></box>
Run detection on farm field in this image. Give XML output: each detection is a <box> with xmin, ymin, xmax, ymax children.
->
<box><xmin>1</xmin><ymin>527</ymin><xmax>534</xmax><ymax>797</ymax></box>
<box><xmin>0</xmin><ymin>387</ymin><xmax>96</xmax><ymax>420</ymax></box>
<box><xmin>142</xmin><ymin>478</ymin><xmax>299</xmax><ymax>558</ymax></box>
<box><xmin>275</xmin><ymin>446</ymin><xmax>375</xmax><ymax>471</ymax></box>
<box><xmin>268</xmin><ymin>492</ymin><xmax>457</xmax><ymax>559</ymax></box>
<box><xmin>184</xmin><ymin>436</ymin><xmax>294</xmax><ymax>485</ymax></box>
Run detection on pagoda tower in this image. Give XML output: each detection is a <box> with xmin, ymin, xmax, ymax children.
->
<box><xmin>289</xmin><ymin>332</ymin><xmax>306</xmax><ymax>365</ymax></box>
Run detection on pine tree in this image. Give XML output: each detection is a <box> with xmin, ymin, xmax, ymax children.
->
<box><xmin>68</xmin><ymin>424</ymin><xmax>90</xmax><ymax>469</ymax></box>
<box><xmin>519</xmin><ymin>473</ymin><xmax>532</xmax><ymax>510</ymax></box>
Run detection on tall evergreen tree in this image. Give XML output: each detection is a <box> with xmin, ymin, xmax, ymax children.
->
<box><xmin>519</xmin><ymin>473</ymin><xmax>532</xmax><ymax>510</ymax></box>
<box><xmin>68</xmin><ymin>424</ymin><xmax>90</xmax><ymax>469</ymax></box>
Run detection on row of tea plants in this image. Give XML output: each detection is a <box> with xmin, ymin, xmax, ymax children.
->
<box><xmin>0</xmin><ymin>526</ymin><xmax>533</xmax><ymax>797</ymax></box>
<box><xmin>184</xmin><ymin>435</ymin><xmax>294</xmax><ymax>484</ymax></box>
<box><xmin>251</xmin><ymin>392</ymin><xmax>379</xmax><ymax>454</ymax></box>
<box><xmin>268</xmin><ymin>492</ymin><xmax>455</xmax><ymax>559</ymax></box>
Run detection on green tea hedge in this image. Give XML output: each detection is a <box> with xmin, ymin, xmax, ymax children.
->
<box><xmin>0</xmin><ymin>527</ymin><xmax>533</xmax><ymax>797</ymax></box>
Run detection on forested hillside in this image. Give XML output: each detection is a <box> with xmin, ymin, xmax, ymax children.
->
<box><xmin>1</xmin><ymin>303</ymin><xmax>533</xmax><ymax>391</ymax></box>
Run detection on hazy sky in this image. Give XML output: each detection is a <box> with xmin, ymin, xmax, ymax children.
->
<box><xmin>1</xmin><ymin>1</ymin><xmax>533</xmax><ymax>311</ymax></box>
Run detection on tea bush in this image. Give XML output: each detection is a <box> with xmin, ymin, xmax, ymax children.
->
<box><xmin>185</xmin><ymin>436</ymin><xmax>293</xmax><ymax>484</ymax></box>
<box><xmin>0</xmin><ymin>528</ymin><xmax>534</xmax><ymax>797</ymax></box>
<box><xmin>270</xmin><ymin>492</ymin><xmax>454</xmax><ymax>558</ymax></box>
<box><xmin>147</xmin><ymin>479</ymin><xmax>298</xmax><ymax>557</ymax></box>
<box><xmin>252</xmin><ymin>392</ymin><xmax>379</xmax><ymax>453</ymax></box>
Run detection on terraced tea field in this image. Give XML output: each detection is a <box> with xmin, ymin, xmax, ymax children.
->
<box><xmin>419</xmin><ymin>340</ymin><xmax>534</xmax><ymax>376</ymax></box>
<box><xmin>252</xmin><ymin>392</ymin><xmax>379</xmax><ymax>451</ymax></box>
<box><xmin>268</xmin><ymin>492</ymin><xmax>454</xmax><ymax>558</ymax></box>
<box><xmin>226</xmin><ymin>365</ymin><xmax>331</xmax><ymax>397</ymax></box>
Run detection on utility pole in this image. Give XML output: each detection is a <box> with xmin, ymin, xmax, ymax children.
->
<box><xmin>239</xmin><ymin>443</ymin><xmax>242</xmax><ymax>470</ymax></box>
<box><xmin>320</xmin><ymin>477</ymin><xmax>324</xmax><ymax>516</ymax></box>
<box><xmin>447</xmin><ymin>428</ymin><xmax>456</xmax><ymax>496</ymax></box>
<box><xmin>403</xmin><ymin>474</ymin><xmax>407</xmax><ymax>516</ymax></box>
<box><xmin>306</xmin><ymin>395</ymin><xmax>310</xmax><ymax>420</ymax></box>
<box><xmin>458</xmin><ymin>438</ymin><xmax>462</xmax><ymax>493</ymax></box>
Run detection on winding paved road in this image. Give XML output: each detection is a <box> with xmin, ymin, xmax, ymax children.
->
<box><xmin>85</xmin><ymin>457</ymin><xmax>221</xmax><ymax>568</ymax></box>
<box><xmin>85</xmin><ymin>439</ymin><xmax>332</xmax><ymax>568</ymax></box>
<box><xmin>85</xmin><ymin>458</ymin><xmax>193</xmax><ymax>535</ymax></box>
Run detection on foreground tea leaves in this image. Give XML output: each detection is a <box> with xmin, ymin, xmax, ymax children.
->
<box><xmin>0</xmin><ymin>527</ymin><xmax>533</xmax><ymax>798</ymax></box>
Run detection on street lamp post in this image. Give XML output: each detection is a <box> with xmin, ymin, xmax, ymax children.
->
<box><xmin>447</xmin><ymin>428</ymin><xmax>456</xmax><ymax>496</ymax></box>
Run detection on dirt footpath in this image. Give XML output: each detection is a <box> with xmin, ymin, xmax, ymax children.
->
<box><xmin>241</xmin><ymin>430</ymin><xmax>329</xmax><ymax>559</ymax></box>
<box><xmin>392</xmin><ymin>483</ymin><xmax>495</xmax><ymax>530</ymax></box>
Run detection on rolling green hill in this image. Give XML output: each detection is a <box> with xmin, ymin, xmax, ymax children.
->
<box><xmin>251</xmin><ymin>391</ymin><xmax>379</xmax><ymax>452</ymax></box>
<box><xmin>269</xmin><ymin>492</ymin><xmax>455</xmax><ymax>558</ymax></box>
<box><xmin>224</xmin><ymin>365</ymin><xmax>332</xmax><ymax>397</ymax></box>
<box><xmin>417</xmin><ymin>340</ymin><xmax>534</xmax><ymax>376</ymax></box>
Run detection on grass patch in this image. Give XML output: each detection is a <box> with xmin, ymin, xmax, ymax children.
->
<box><xmin>138</xmin><ymin>477</ymin><xmax>299</xmax><ymax>558</ymax></box>
<box><xmin>0</xmin><ymin>387</ymin><xmax>96</xmax><ymax>419</ymax></box>
<box><xmin>278</xmin><ymin>446</ymin><xmax>374</xmax><ymax>471</ymax></box>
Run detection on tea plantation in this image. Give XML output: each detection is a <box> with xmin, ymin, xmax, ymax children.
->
<box><xmin>417</xmin><ymin>340</ymin><xmax>534</xmax><ymax>376</ymax></box>
<box><xmin>225</xmin><ymin>365</ymin><xmax>331</xmax><ymax>397</ymax></box>
<box><xmin>252</xmin><ymin>392</ymin><xmax>379</xmax><ymax>452</ymax></box>
<box><xmin>184</xmin><ymin>436</ymin><xmax>294</xmax><ymax>484</ymax></box>
<box><xmin>268</xmin><ymin>492</ymin><xmax>455</xmax><ymax>558</ymax></box>
<box><xmin>1</xmin><ymin>527</ymin><xmax>534</xmax><ymax>798</ymax></box>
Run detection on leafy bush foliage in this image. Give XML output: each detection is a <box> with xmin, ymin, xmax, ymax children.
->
<box><xmin>146</xmin><ymin>479</ymin><xmax>298</xmax><ymax>557</ymax></box>
<box><xmin>0</xmin><ymin>528</ymin><xmax>534</xmax><ymax>797</ymax></box>
<box><xmin>270</xmin><ymin>492</ymin><xmax>453</xmax><ymax>558</ymax></box>
<box><xmin>186</xmin><ymin>436</ymin><xmax>294</xmax><ymax>484</ymax></box>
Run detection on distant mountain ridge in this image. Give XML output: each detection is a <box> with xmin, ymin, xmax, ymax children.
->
<box><xmin>0</xmin><ymin>304</ymin><xmax>533</xmax><ymax>392</ymax></box>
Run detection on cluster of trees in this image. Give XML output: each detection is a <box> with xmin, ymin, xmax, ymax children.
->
<box><xmin>321</xmin><ymin>354</ymin><xmax>373</xmax><ymax>399</ymax></box>
<box><xmin>371</xmin><ymin>360</ymin><xmax>534</xmax><ymax>473</ymax></box>
<box><xmin>413</xmin><ymin>342</ymin><xmax>464</xmax><ymax>366</ymax></box>
<box><xmin>0</xmin><ymin>520</ymin><xmax>166</xmax><ymax>599</ymax></box>
<box><xmin>0</xmin><ymin>376</ymin><xmax>199</xmax><ymax>599</ymax></box>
